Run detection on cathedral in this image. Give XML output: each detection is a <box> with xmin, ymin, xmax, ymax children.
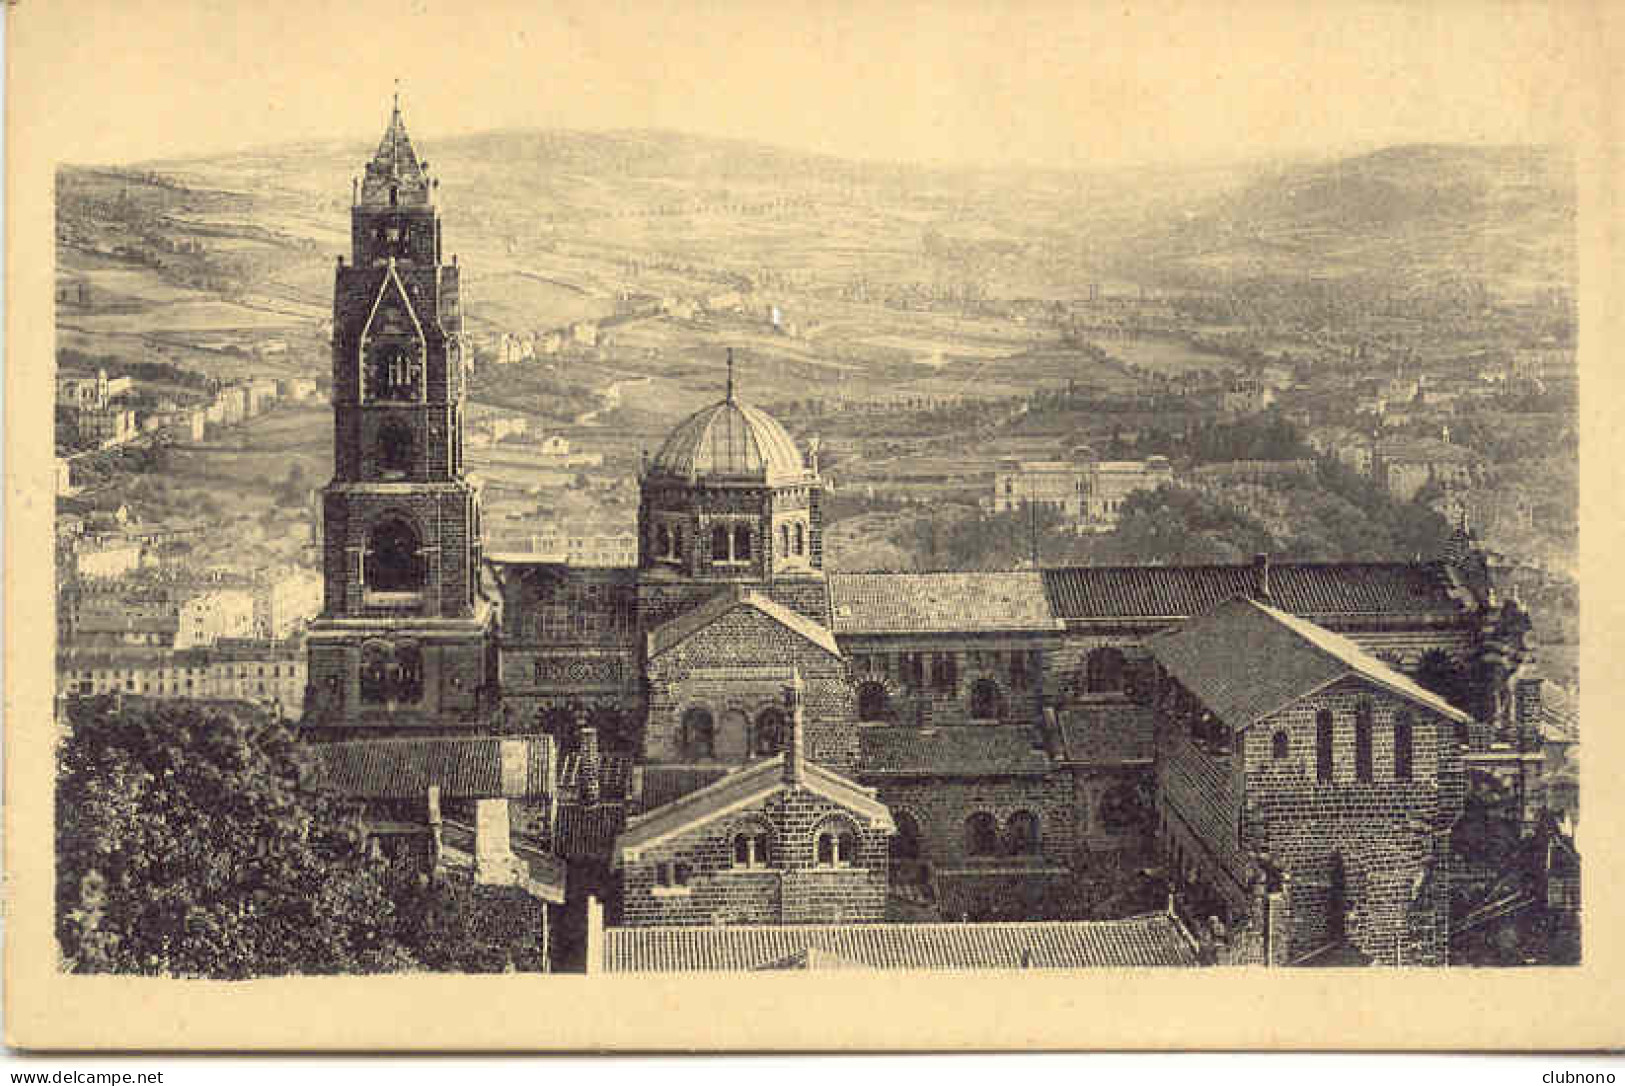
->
<box><xmin>305</xmin><ymin>100</ymin><xmax>1555</xmax><ymax>968</ymax></box>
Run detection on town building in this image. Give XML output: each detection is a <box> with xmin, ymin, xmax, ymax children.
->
<box><xmin>256</xmin><ymin>568</ymin><xmax>325</xmax><ymax>639</ymax></box>
<box><xmin>59</xmin><ymin>637</ymin><xmax>306</xmax><ymax>719</ymax></box>
<box><xmin>991</xmin><ymin>456</ymin><xmax>1173</xmax><ymax>529</ymax></box>
<box><xmin>175</xmin><ymin>588</ymin><xmax>257</xmax><ymax>649</ymax></box>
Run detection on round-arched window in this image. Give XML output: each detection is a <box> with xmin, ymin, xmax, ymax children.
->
<box><xmin>856</xmin><ymin>681</ymin><xmax>892</xmax><ymax>722</ymax></box>
<box><xmin>1272</xmin><ymin>730</ymin><xmax>1291</xmax><ymax>760</ymax></box>
<box><xmin>970</xmin><ymin>678</ymin><xmax>1003</xmax><ymax>720</ymax></box>
<box><xmin>891</xmin><ymin>810</ymin><xmax>923</xmax><ymax>862</ymax></box>
<box><xmin>1006</xmin><ymin>810</ymin><xmax>1041</xmax><ymax>855</ymax></box>
<box><xmin>680</xmin><ymin>706</ymin><xmax>715</xmax><ymax>761</ymax></box>
<box><xmin>753</xmin><ymin>706</ymin><xmax>786</xmax><ymax>756</ymax></box>
<box><xmin>365</xmin><ymin>518</ymin><xmax>424</xmax><ymax>592</ymax></box>
<box><xmin>964</xmin><ymin>812</ymin><xmax>999</xmax><ymax>857</ymax></box>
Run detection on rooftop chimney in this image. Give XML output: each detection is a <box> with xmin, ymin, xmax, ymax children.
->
<box><xmin>1253</xmin><ymin>553</ymin><xmax>1271</xmax><ymax>601</ymax></box>
<box><xmin>783</xmin><ymin>669</ymin><xmax>805</xmax><ymax>785</ymax></box>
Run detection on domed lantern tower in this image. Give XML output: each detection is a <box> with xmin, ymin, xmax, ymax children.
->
<box><xmin>637</xmin><ymin>351</ymin><xmax>828</xmax><ymax>624</ymax></box>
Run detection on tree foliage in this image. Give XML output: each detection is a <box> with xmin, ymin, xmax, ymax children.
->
<box><xmin>56</xmin><ymin>697</ymin><xmax>545</xmax><ymax>978</ymax></box>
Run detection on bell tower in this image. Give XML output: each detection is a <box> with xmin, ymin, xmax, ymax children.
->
<box><xmin>304</xmin><ymin>93</ymin><xmax>493</xmax><ymax>738</ymax></box>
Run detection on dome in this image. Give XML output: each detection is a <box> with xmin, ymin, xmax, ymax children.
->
<box><xmin>649</xmin><ymin>394</ymin><xmax>808</xmax><ymax>484</ymax></box>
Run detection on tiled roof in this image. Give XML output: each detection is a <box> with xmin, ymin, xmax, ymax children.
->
<box><xmin>615</xmin><ymin>757</ymin><xmax>892</xmax><ymax>861</ymax></box>
<box><xmin>637</xmin><ymin>765</ymin><xmax>732</xmax><ymax>812</ymax></box>
<box><xmin>1042</xmin><ymin>562</ymin><xmax>1467</xmax><ymax>622</ymax></box>
<box><xmin>554</xmin><ymin>803</ymin><xmax>626</xmax><ymax>862</ymax></box>
<box><xmin>829</xmin><ymin>572</ymin><xmax>1061</xmax><ymax>635</ymax></box>
<box><xmin>1055</xmin><ymin>702</ymin><xmax>1156</xmax><ymax>764</ymax></box>
<box><xmin>1147</xmin><ymin>597</ymin><xmax>1470</xmax><ymax>730</ymax></box>
<box><xmin>599</xmin><ymin>914</ymin><xmax>1198</xmax><ymax>972</ymax></box>
<box><xmin>858</xmin><ymin>724</ymin><xmax>1053</xmax><ymax>777</ymax></box>
<box><xmin>306</xmin><ymin>737</ymin><xmax>555</xmax><ymax>800</ymax></box>
<box><xmin>646</xmin><ymin>585</ymin><xmax>840</xmax><ymax>659</ymax></box>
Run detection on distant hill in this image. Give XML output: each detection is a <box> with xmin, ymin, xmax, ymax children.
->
<box><xmin>1119</xmin><ymin>143</ymin><xmax>1575</xmax><ymax>299</ymax></box>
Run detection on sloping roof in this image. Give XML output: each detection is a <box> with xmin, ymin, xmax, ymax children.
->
<box><xmin>648</xmin><ymin>396</ymin><xmax>807</xmax><ymax>483</ymax></box>
<box><xmin>599</xmin><ymin>914</ymin><xmax>1198</xmax><ymax>972</ymax></box>
<box><xmin>1147</xmin><ymin>597</ymin><xmax>1470</xmax><ymax>729</ymax></box>
<box><xmin>554</xmin><ymin>804</ymin><xmax>627</xmax><ymax>862</ymax></box>
<box><xmin>614</xmin><ymin>756</ymin><xmax>892</xmax><ymax>861</ymax></box>
<box><xmin>1055</xmin><ymin>702</ymin><xmax>1156</xmax><ymax>765</ymax></box>
<box><xmin>646</xmin><ymin>585</ymin><xmax>840</xmax><ymax>659</ymax></box>
<box><xmin>306</xmin><ymin>737</ymin><xmax>555</xmax><ymax>800</ymax></box>
<box><xmin>858</xmin><ymin>724</ymin><xmax>1052</xmax><ymax>777</ymax></box>
<box><xmin>829</xmin><ymin>572</ymin><xmax>1060</xmax><ymax>635</ymax></box>
<box><xmin>637</xmin><ymin>765</ymin><xmax>733</xmax><ymax>811</ymax></box>
<box><xmin>1042</xmin><ymin>562</ymin><xmax>1467</xmax><ymax>622</ymax></box>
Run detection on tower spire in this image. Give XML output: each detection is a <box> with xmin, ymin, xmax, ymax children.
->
<box><xmin>725</xmin><ymin>347</ymin><xmax>736</xmax><ymax>402</ymax></box>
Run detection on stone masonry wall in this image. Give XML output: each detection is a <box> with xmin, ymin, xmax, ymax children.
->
<box><xmin>618</xmin><ymin>787</ymin><xmax>887</xmax><ymax>927</ymax></box>
<box><xmin>644</xmin><ymin>605</ymin><xmax>856</xmax><ymax>772</ymax></box>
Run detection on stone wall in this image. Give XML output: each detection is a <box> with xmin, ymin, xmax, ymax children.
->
<box><xmin>618</xmin><ymin>787</ymin><xmax>887</xmax><ymax>927</ymax></box>
<box><xmin>868</xmin><ymin>773</ymin><xmax>1073</xmax><ymax>869</ymax></box>
<box><xmin>644</xmin><ymin>604</ymin><xmax>856</xmax><ymax>773</ymax></box>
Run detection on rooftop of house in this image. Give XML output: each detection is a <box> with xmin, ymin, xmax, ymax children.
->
<box><xmin>1053</xmin><ymin>701</ymin><xmax>1157</xmax><ymax>765</ymax></box>
<box><xmin>596</xmin><ymin>912</ymin><xmax>1198</xmax><ymax>972</ymax></box>
<box><xmin>304</xmin><ymin>736</ymin><xmax>555</xmax><ymax>800</ymax></box>
<box><xmin>858</xmin><ymin>723</ymin><xmax>1053</xmax><ymax>777</ymax></box>
<box><xmin>829</xmin><ymin>571</ymin><xmax>1061</xmax><ymax>636</ymax></box>
<box><xmin>1147</xmin><ymin>596</ymin><xmax>1471</xmax><ymax>731</ymax></box>
<box><xmin>1041</xmin><ymin>560</ymin><xmax>1470</xmax><ymax>623</ymax></box>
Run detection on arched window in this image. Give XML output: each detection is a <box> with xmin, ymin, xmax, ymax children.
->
<box><xmin>753</xmin><ymin>706</ymin><xmax>786</xmax><ymax>756</ymax></box>
<box><xmin>793</xmin><ymin>522</ymin><xmax>805</xmax><ymax>556</ymax></box>
<box><xmin>1453</xmin><ymin>719</ymin><xmax>1469</xmax><ymax>749</ymax></box>
<box><xmin>1316</xmin><ymin>708</ymin><xmax>1335</xmax><ymax>782</ymax></box>
<box><xmin>1394</xmin><ymin>710</ymin><xmax>1414</xmax><ymax>781</ymax></box>
<box><xmin>359</xmin><ymin>641</ymin><xmax>391</xmax><ymax>704</ymax></box>
<box><xmin>779</xmin><ymin>523</ymin><xmax>790</xmax><ymax>556</ymax></box>
<box><xmin>1006</xmin><ymin>811</ymin><xmax>1041</xmax><ymax>856</ymax></box>
<box><xmin>891</xmin><ymin>810</ymin><xmax>922</xmax><ymax>862</ymax></box>
<box><xmin>970</xmin><ymin>678</ymin><xmax>1003</xmax><ymax>720</ymax></box>
<box><xmin>1086</xmin><ymin>647</ymin><xmax>1126</xmax><ymax>693</ymax></box>
<box><xmin>655</xmin><ymin>524</ymin><xmax>671</xmax><ymax>560</ymax></box>
<box><xmin>680</xmin><ymin>707</ymin><xmax>715</xmax><ymax>761</ymax></box>
<box><xmin>814</xmin><ymin>818</ymin><xmax>859</xmax><ymax>868</ymax></box>
<box><xmin>396</xmin><ymin>641</ymin><xmax>423</xmax><ymax>702</ymax></box>
<box><xmin>376</xmin><ymin>418</ymin><xmax>415</xmax><ymax>475</ymax></box>
<box><xmin>733</xmin><ymin>524</ymin><xmax>752</xmax><ymax>562</ymax></box>
<box><xmin>1354</xmin><ymin>699</ymin><xmax>1374</xmax><ymax>782</ymax></box>
<box><xmin>1272</xmin><ymin>729</ymin><xmax>1291</xmax><ymax>760</ymax></box>
<box><xmin>365</xmin><ymin>518</ymin><xmax>424</xmax><ymax>593</ymax></box>
<box><xmin>964</xmin><ymin>812</ymin><xmax>999</xmax><ymax>857</ymax></box>
<box><xmin>731</xmin><ymin>823</ymin><xmax>772</xmax><ymax>869</ymax></box>
<box><xmin>856</xmin><ymin>680</ymin><xmax>892</xmax><ymax>722</ymax></box>
<box><xmin>711</xmin><ymin>524</ymin><xmax>729</xmax><ymax>563</ymax></box>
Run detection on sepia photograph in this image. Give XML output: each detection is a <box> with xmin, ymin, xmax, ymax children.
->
<box><xmin>5</xmin><ymin>0</ymin><xmax>1621</xmax><ymax>1053</ymax></box>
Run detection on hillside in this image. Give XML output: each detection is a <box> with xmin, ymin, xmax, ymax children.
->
<box><xmin>1118</xmin><ymin>143</ymin><xmax>1575</xmax><ymax>301</ymax></box>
